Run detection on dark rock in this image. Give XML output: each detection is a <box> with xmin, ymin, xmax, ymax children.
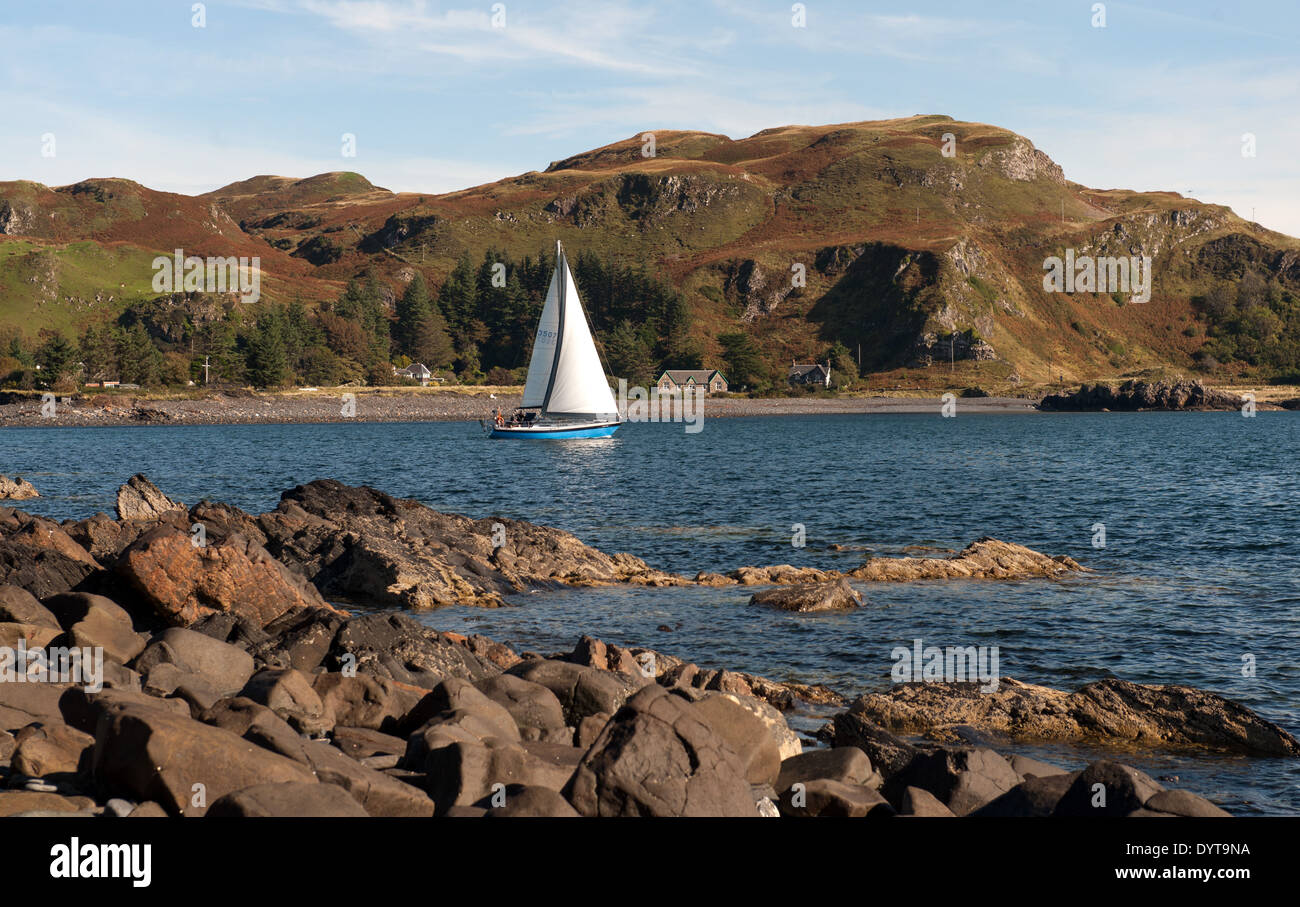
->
<box><xmin>134</xmin><ymin>627</ymin><xmax>255</xmax><ymax>696</ymax></box>
<box><xmin>329</xmin><ymin>613</ymin><xmax>500</xmax><ymax>688</ymax></box>
<box><xmin>886</xmin><ymin>747</ymin><xmax>1020</xmax><ymax>815</ymax></box>
<box><xmin>565</xmin><ymin>685</ymin><xmax>756</xmax><ymax>817</ymax></box>
<box><xmin>206</xmin><ymin>782</ymin><xmax>368</xmax><ymax>817</ymax></box>
<box><xmin>89</xmin><ymin>698</ymin><xmax>317</xmax><ymax>815</ymax></box>
<box><xmin>689</xmin><ymin>692</ymin><xmax>781</xmax><ymax>786</ymax></box>
<box><xmin>506</xmin><ymin>658</ymin><xmax>639</xmax><ymax>726</ymax></box>
<box><xmin>253</xmin><ymin>607</ymin><xmax>344</xmax><ymax>672</ymax></box>
<box><xmin>481</xmin><ymin>784</ymin><xmax>580</xmax><ymax>817</ymax></box>
<box><xmin>777</xmin><ymin>746</ymin><xmax>880</xmax><ymax>793</ymax></box>
<box><xmin>423</xmin><ymin>739</ymin><xmax>575</xmax><ymax>813</ymax></box>
<box><xmin>239</xmin><ymin>668</ymin><xmax>332</xmax><ymax>735</ymax></box>
<box><xmin>1039</xmin><ymin>379</ymin><xmax>1242</xmax><ymax>412</ymax></box>
<box><xmin>971</xmin><ymin>771</ymin><xmax>1079</xmax><ymax>817</ymax></box>
<box><xmin>312</xmin><ymin>672</ymin><xmax>415</xmax><ymax>733</ymax></box>
<box><xmin>0</xmin><ymin>510</ymin><xmax>103</xmax><ymax>599</ymax></box>
<box><xmin>778</xmin><ymin>778</ymin><xmax>895</xmax><ymax>817</ymax></box>
<box><xmin>474</xmin><ymin>673</ymin><xmax>568</xmax><ymax>740</ymax></box>
<box><xmin>575</xmin><ymin>712</ymin><xmax>609</xmax><ymax>749</ymax></box>
<box><xmin>1052</xmin><ymin>761</ymin><xmax>1166</xmax><ymax>817</ymax></box>
<box><xmin>1</xmin><ymin>681</ymin><xmax>71</xmax><ymax>733</ymax></box>
<box><xmin>749</xmin><ymin>577</ymin><xmax>862</xmax><ymax>612</ymax></box>
<box><xmin>899</xmin><ymin>785</ymin><xmax>956</xmax><ymax>817</ymax></box>
<box><xmin>11</xmin><ymin>721</ymin><xmax>94</xmax><ymax>780</ymax></box>
<box><xmin>1144</xmin><ymin>789</ymin><xmax>1231</xmax><ymax>817</ymax></box>
<box><xmin>831</xmin><ymin>710</ymin><xmax>921</xmax><ymax>779</ymax></box>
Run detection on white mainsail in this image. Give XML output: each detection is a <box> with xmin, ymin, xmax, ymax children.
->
<box><xmin>520</xmin><ymin>265</ymin><xmax>561</xmax><ymax>408</ymax></box>
<box><xmin>519</xmin><ymin>244</ymin><xmax>618</xmax><ymax>419</ymax></box>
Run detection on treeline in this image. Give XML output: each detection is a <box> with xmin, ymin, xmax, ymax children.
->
<box><xmin>0</xmin><ymin>247</ymin><xmax>706</xmax><ymax>391</ymax></box>
<box><xmin>1196</xmin><ymin>268</ymin><xmax>1300</xmax><ymax>377</ymax></box>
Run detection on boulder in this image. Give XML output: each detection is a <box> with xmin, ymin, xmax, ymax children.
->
<box><xmin>206</xmin><ymin>782</ymin><xmax>368</xmax><ymax>817</ymax></box>
<box><xmin>0</xmin><ymin>585</ymin><xmax>59</xmax><ymax>629</ymax></box>
<box><xmin>778</xmin><ymin>778</ymin><xmax>895</xmax><ymax>817</ymax></box>
<box><xmin>115</xmin><ymin>474</ymin><xmax>185</xmax><ymax>521</ymax></box>
<box><xmin>115</xmin><ymin>525</ymin><xmax>336</xmax><ymax>629</ymax></box>
<box><xmin>777</xmin><ymin>747</ymin><xmax>880</xmax><ymax>793</ymax></box>
<box><xmin>0</xmin><ymin>512</ymin><xmax>102</xmax><ymax>599</ymax></box>
<box><xmin>1145</xmin><ymin>789</ymin><xmax>1231</xmax><ymax>818</ymax></box>
<box><xmin>0</xmin><ymin>475</ymin><xmax>39</xmax><ymax>500</ymax></box>
<box><xmin>565</xmin><ymin>685</ymin><xmax>756</xmax><ymax>817</ymax></box>
<box><xmin>971</xmin><ymin>771</ymin><xmax>1079</xmax><ymax>817</ymax></box>
<box><xmin>312</xmin><ymin>672</ymin><xmax>414</xmax><ymax>733</ymax></box>
<box><xmin>831</xmin><ymin>710</ymin><xmax>920</xmax><ymax>780</ymax></box>
<box><xmin>402</xmin><ymin>677</ymin><xmax>521</xmax><ymax>742</ymax></box>
<box><xmin>575</xmin><ymin>712</ymin><xmax>609</xmax><ymax>749</ymax></box>
<box><xmin>423</xmin><ymin>739</ymin><xmax>576</xmax><ymax>813</ymax></box>
<box><xmin>689</xmin><ymin>692</ymin><xmax>781</xmax><ymax>786</ymax></box>
<box><xmin>329</xmin><ymin>613</ymin><xmax>499</xmax><ymax>687</ymax></box>
<box><xmin>886</xmin><ymin>747</ymin><xmax>1021</xmax><ymax>815</ymax></box>
<box><xmin>506</xmin><ymin>658</ymin><xmax>639</xmax><ymax>726</ymax></box>
<box><xmin>748</xmin><ymin>577</ymin><xmax>862</xmax><ymax>613</ymax></box>
<box><xmin>253</xmin><ymin>608</ymin><xmax>345</xmax><ymax>672</ymax></box>
<box><xmin>11</xmin><ymin>721</ymin><xmax>95</xmax><ymax>779</ymax></box>
<box><xmin>239</xmin><ymin>668</ymin><xmax>332</xmax><ymax>735</ymax></box>
<box><xmin>134</xmin><ymin>627</ymin><xmax>255</xmax><ymax>697</ymax></box>
<box><xmin>1009</xmin><ymin>753</ymin><xmax>1068</xmax><ymax>778</ymax></box>
<box><xmin>0</xmin><ymin>791</ymin><xmax>97</xmax><ymax>817</ymax></box>
<box><xmin>899</xmin><ymin>786</ymin><xmax>956</xmax><ymax>817</ymax></box>
<box><xmin>0</xmin><ymin>681</ymin><xmax>71</xmax><ymax>733</ymax></box>
<box><xmin>89</xmin><ymin>698</ymin><xmax>317</xmax><ymax>815</ymax></box>
<box><xmin>67</xmin><ymin>615</ymin><xmax>146</xmax><ymax>667</ymax></box>
<box><xmin>1052</xmin><ymin>761</ymin><xmax>1165</xmax><ymax>817</ymax></box>
<box><xmin>473</xmin><ymin>673</ymin><xmax>568</xmax><ymax>740</ymax></box>
<box><xmin>331</xmin><ymin>726</ymin><xmax>408</xmax><ymax>761</ymax></box>
<box><xmin>482</xmin><ymin>784</ymin><xmax>580</xmax><ymax>817</ymax></box>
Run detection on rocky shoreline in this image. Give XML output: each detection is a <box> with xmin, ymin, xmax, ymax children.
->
<box><xmin>1</xmin><ymin>476</ymin><xmax>1294</xmax><ymax>818</ymax></box>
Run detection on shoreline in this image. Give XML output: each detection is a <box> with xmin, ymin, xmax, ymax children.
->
<box><xmin>3</xmin><ymin>387</ymin><xmax>1289</xmax><ymax>428</ymax></box>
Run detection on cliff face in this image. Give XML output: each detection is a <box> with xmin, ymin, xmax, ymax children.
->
<box><xmin>2</xmin><ymin>116</ymin><xmax>1297</xmax><ymax>382</ymax></box>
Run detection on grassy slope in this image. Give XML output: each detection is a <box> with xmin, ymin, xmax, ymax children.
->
<box><xmin>2</xmin><ymin>117</ymin><xmax>1297</xmax><ymax>385</ymax></box>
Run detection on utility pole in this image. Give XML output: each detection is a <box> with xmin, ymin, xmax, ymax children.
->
<box><xmin>950</xmin><ymin>335</ymin><xmax>955</xmax><ymax>373</ymax></box>
<box><xmin>203</xmin><ymin>355</ymin><xmax>210</xmax><ymax>385</ymax></box>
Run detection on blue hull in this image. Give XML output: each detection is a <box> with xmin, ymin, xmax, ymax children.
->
<box><xmin>490</xmin><ymin>424</ymin><xmax>620</xmax><ymax>440</ymax></box>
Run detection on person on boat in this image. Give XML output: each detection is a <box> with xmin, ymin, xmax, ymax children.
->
<box><xmin>494</xmin><ymin>408</ymin><xmax>504</xmax><ymax>428</ymax></box>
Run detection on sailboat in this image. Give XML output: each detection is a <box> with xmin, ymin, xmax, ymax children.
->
<box><xmin>489</xmin><ymin>241</ymin><xmax>621</xmax><ymax>439</ymax></box>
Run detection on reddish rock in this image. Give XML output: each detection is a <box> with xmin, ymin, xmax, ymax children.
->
<box><xmin>115</xmin><ymin>526</ymin><xmax>339</xmax><ymax>629</ymax></box>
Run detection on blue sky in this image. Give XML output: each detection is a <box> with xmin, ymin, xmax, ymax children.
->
<box><xmin>2</xmin><ymin>0</ymin><xmax>1297</xmax><ymax>235</ymax></box>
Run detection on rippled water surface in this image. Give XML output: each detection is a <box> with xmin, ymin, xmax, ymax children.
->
<box><xmin>3</xmin><ymin>412</ymin><xmax>1298</xmax><ymax>814</ymax></box>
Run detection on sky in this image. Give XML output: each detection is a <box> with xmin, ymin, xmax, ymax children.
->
<box><xmin>1</xmin><ymin>0</ymin><xmax>1297</xmax><ymax>235</ymax></box>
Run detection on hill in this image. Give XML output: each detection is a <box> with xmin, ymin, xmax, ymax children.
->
<box><xmin>2</xmin><ymin>115</ymin><xmax>1298</xmax><ymax>390</ymax></box>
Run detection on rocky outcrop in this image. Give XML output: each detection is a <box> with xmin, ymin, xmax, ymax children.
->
<box><xmin>0</xmin><ymin>476</ymin><xmax>39</xmax><ymax>500</ymax></box>
<box><xmin>115</xmin><ymin>525</ymin><xmax>338</xmax><ymax>629</ymax></box>
<box><xmin>749</xmin><ymin>577</ymin><xmax>862</xmax><ymax>612</ymax></box>
<box><xmin>116</xmin><ymin>474</ymin><xmax>185</xmax><ymax>521</ymax></box>
<box><xmin>0</xmin><ymin>510</ymin><xmax>102</xmax><ymax>599</ymax></box>
<box><xmin>718</xmin><ymin>538</ymin><xmax>1081</xmax><ymax>588</ymax></box>
<box><xmin>1039</xmin><ymin>379</ymin><xmax>1243</xmax><ymax>412</ymax></box>
<box><xmin>204</xmin><ymin>479</ymin><xmax>684</xmax><ymax>610</ymax></box>
<box><xmin>844</xmin><ymin>676</ymin><xmax>1300</xmax><ymax>756</ymax></box>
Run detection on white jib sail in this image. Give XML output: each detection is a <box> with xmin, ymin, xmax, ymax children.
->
<box><xmin>520</xmin><ymin>265</ymin><xmax>561</xmax><ymax>408</ymax></box>
<box><xmin>544</xmin><ymin>255</ymin><xmax>619</xmax><ymax>418</ymax></box>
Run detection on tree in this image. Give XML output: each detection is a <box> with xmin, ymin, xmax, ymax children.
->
<box><xmin>719</xmin><ymin>331</ymin><xmax>767</xmax><ymax>391</ymax></box>
<box><xmin>394</xmin><ymin>273</ymin><xmax>433</xmax><ymax>358</ymax></box>
<box><xmin>35</xmin><ymin>330</ymin><xmax>77</xmax><ymax>387</ymax></box>
<box><xmin>604</xmin><ymin>320</ymin><xmax>656</xmax><ymax>386</ymax></box>
<box><xmin>246</xmin><ymin>311</ymin><xmax>289</xmax><ymax>388</ymax></box>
